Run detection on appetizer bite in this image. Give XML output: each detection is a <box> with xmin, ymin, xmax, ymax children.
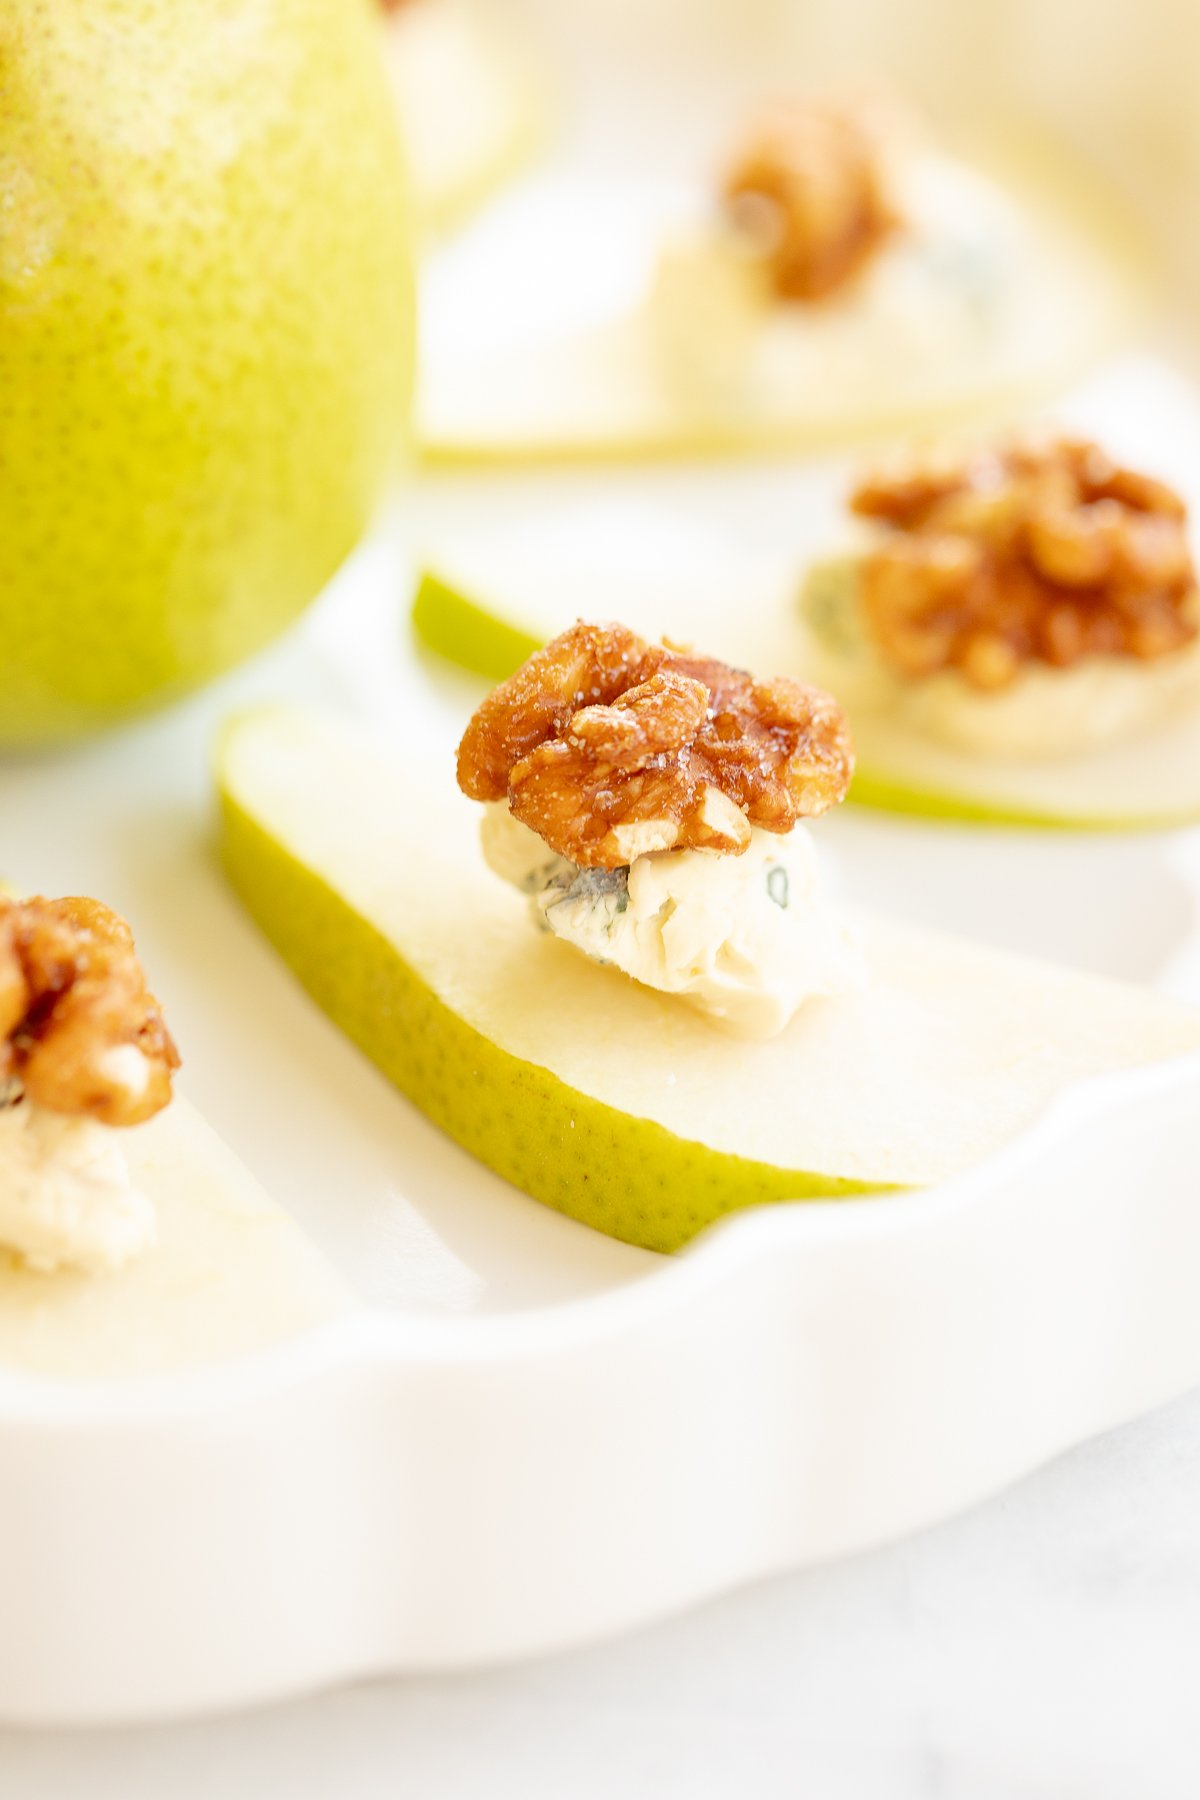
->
<box><xmin>417</xmin><ymin>89</ymin><xmax>1143</xmax><ymax>461</ymax></box>
<box><xmin>801</xmin><ymin>434</ymin><xmax>1200</xmax><ymax>759</ymax></box>
<box><xmin>218</xmin><ymin>638</ymin><xmax>1200</xmax><ymax>1253</ymax></box>
<box><xmin>456</xmin><ymin>623</ymin><xmax>864</xmax><ymax>1038</ymax></box>
<box><xmin>0</xmin><ymin>891</ymin><xmax>349</xmax><ymax>1378</ymax></box>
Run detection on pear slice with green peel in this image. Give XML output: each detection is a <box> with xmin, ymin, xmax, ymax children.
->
<box><xmin>0</xmin><ymin>1101</ymin><xmax>353</xmax><ymax>1382</ymax></box>
<box><xmin>217</xmin><ymin>708</ymin><xmax>1200</xmax><ymax>1253</ymax></box>
<box><xmin>409</xmin><ymin>498</ymin><xmax>1200</xmax><ymax>831</ymax></box>
<box><xmin>413</xmin><ymin>568</ymin><xmax>542</xmax><ymax>683</ymax></box>
<box><xmin>385</xmin><ymin>1</ymin><xmax>546</xmax><ymax>236</ymax></box>
<box><xmin>416</xmin><ymin>142</ymin><xmax>1147</xmax><ymax>465</ymax></box>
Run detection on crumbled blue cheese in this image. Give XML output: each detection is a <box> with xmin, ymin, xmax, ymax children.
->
<box><xmin>0</xmin><ymin>1096</ymin><xmax>155</xmax><ymax>1275</ymax></box>
<box><xmin>482</xmin><ymin>804</ymin><xmax>865</xmax><ymax>1039</ymax></box>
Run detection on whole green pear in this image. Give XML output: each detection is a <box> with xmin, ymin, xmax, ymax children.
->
<box><xmin>0</xmin><ymin>0</ymin><xmax>413</xmax><ymax>743</ymax></box>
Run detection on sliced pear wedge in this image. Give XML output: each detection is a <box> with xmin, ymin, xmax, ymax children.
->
<box><xmin>416</xmin><ymin>142</ymin><xmax>1147</xmax><ymax>463</ymax></box>
<box><xmin>385</xmin><ymin>1</ymin><xmax>546</xmax><ymax>236</ymax></box>
<box><xmin>409</xmin><ymin>495</ymin><xmax>1200</xmax><ymax>830</ymax></box>
<box><xmin>217</xmin><ymin>708</ymin><xmax>1200</xmax><ymax>1252</ymax></box>
<box><xmin>0</xmin><ymin>1102</ymin><xmax>352</xmax><ymax>1382</ymax></box>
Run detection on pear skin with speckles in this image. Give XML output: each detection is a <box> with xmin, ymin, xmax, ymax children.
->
<box><xmin>0</xmin><ymin>0</ymin><xmax>413</xmax><ymax>743</ymax></box>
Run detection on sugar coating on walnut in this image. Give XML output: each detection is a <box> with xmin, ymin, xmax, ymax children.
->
<box><xmin>850</xmin><ymin>435</ymin><xmax>1200</xmax><ymax>691</ymax></box>
<box><xmin>456</xmin><ymin>622</ymin><xmax>855</xmax><ymax>870</ymax></box>
<box><xmin>0</xmin><ymin>896</ymin><xmax>180</xmax><ymax>1126</ymax></box>
<box><xmin>721</xmin><ymin>95</ymin><xmax>902</xmax><ymax>302</ymax></box>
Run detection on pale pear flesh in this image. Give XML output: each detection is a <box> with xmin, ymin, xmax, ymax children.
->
<box><xmin>0</xmin><ymin>1101</ymin><xmax>353</xmax><ymax>1383</ymax></box>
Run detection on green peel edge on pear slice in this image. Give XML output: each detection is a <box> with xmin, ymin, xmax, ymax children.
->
<box><xmin>218</xmin><ymin>774</ymin><xmax>886</xmax><ymax>1256</ymax></box>
<box><xmin>409</xmin><ymin>565</ymin><xmax>1200</xmax><ymax>834</ymax></box>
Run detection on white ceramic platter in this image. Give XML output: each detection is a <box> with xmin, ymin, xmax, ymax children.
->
<box><xmin>4</xmin><ymin>353</ymin><xmax>1200</xmax><ymax>1720</ymax></box>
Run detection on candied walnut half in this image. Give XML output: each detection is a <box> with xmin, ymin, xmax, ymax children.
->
<box><xmin>721</xmin><ymin>96</ymin><xmax>902</xmax><ymax>302</ymax></box>
<box><xmin>457</xmin><ymin>622</ymin><xmax>854</xmax><ymax>869</ymax></box>
<box><xmin>850</xmin><ymin>435</ymin><xmax>1200</xmax><ymax>691</ymax></box>
<box><xmin>0</xmin><ymin>896</ymin><xmax>180</xmax><ymax>1126</ymax></box>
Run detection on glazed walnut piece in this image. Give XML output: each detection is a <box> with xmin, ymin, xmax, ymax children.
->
<box><xmin>850</xmin><ymin>436</ymin><xmax>1200</xmax><ymax>691</ymax></box>
<box><xmin>722</xmin><ymin>96</ymin><xmax>902</xmax><ymax>302</ymax></box>
<box><xmin>457</xmin><ymin>622</ymin><xmax>854</xmax><ymax>870</ymax></box>
<box><xmin>0</xmin><ymin>896</ymin><xmax>180</xmax><ymax>1126</ymax></box>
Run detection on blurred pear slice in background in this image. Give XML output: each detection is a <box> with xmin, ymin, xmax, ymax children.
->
<box><xmin>415</xmin><ymin>141</ymin><xmax>1149</xmax><ymax>464</ymax></box>
<box><xmin>383</xmin><ymin>0</ymin><xmax>548</xmax><ymax>234</ymax></box>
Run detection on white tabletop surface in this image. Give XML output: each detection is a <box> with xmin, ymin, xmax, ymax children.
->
<box><xmin>3</xmin><ymin>1381</ymin><xmax>1200</xmax><ymax>1797</ymax></box>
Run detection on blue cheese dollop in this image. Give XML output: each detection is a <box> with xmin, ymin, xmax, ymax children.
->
<box><xmin>0</xmin><ymin>1093</ymin><xmax>155</xmax><ymax>1275</ymax></box>
<box><xmin>481</xmin><ymin>802</ymin><xmax>864</xmax><ymax>1039</ymax></box>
